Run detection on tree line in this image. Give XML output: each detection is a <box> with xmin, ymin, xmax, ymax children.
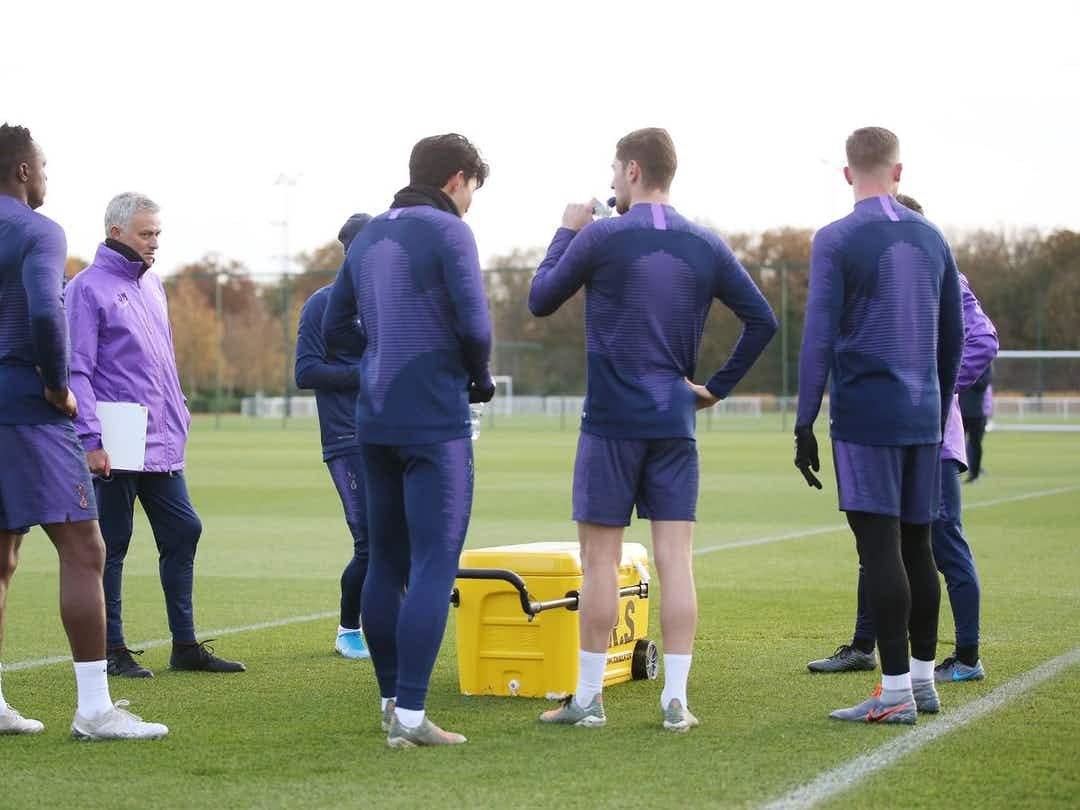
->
<box><xmin>65</xmin><ymin>226</ymin><xmax>1079</xmax><ymax>408</ymax></box>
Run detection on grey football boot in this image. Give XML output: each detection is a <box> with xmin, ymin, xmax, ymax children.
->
<box><xmin>808</xmin><ymin>644</ymin><xmax>878</xmax><ymax>673</ymax></box>
<box><xmin>829</xmin><ymin>684</ymin><xmax>916</xmax><ymax>724</ymax></box>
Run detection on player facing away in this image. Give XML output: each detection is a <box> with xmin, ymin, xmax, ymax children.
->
<box><xmin>294</xmin><ymin>213</ymin><xmax>372</xmax><ymax>659</ymax></box>
<box><xmin>794</xmin><ymin>128</ymin><xmax>963</xmax><ymax>724</ymax></box>
<box><xmin>0</xmin><ymin>124</ymin><xmax>166</xmax><ymax>739</ymax></box>
<box><xmin>529</xmin><ymin>128</ymin><xmax>777</xmax><ymax>731</ymax></box>
<box><xmin>322</xmin><ymin>134</ymin><xmax>495</xmax><ymax>747</ymax></box>
<box><xmin>806</xmin><ymin>194</ymin><xmax>997</xmax><ymax>683</ymax></box>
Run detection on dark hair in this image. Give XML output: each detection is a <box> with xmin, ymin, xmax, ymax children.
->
<box><xmin>845</xmin><ymin>127</ymin><xmax>899</xmax><ymax>172</ymax></box>
<box><xmin>337</xmin><ymin>213</ymin><xmax>372</xmax><ymax>251</ymax></box>
<box><xmin>0</xmin><ymin>123</ymin><xmax>36</xmax><ymax>181</ymax></box>
<box><xmin>616</xmin><ymin>128</ymin><xmax>678</xmax><ymax>191</ymax></box>
<box><xmin>409</xmin><ymin>134</ymin><xmax>489</xmax><ymax>189</ymax></box>
<box><xmin>895</xmin><ymin>193</ymin><xmax>923</xmax><ymax>214</ymax></box>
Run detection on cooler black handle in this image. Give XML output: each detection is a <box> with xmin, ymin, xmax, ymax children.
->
<box><xmin>452</xmin><ymin>568</ymin><xmax>648</xmax><ymax>619</ymax></box>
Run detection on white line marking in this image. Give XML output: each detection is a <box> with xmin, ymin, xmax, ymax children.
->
<box><xmin>760</xmin><ymin>646</ymin><xmax>1080</xmax><ymax>810</ymax></box>
<box><xmin>695</xmin><ymin>484</ymin><xmax>1080</xmax><ymax>556</ymax></box>
<box><xmin>695</xmin><ymin>526</ymin><xmax>840</xmax><ymax>555</ymax></box>
<box><xmin>4</xmin><ymin>611</ymin><xmax>337</xmax><ymax>672</ymax></box>
<box><xmin>964</xmin><ymin>484</ymin><xmax>1080</xmax><ymax>510</ymax></box>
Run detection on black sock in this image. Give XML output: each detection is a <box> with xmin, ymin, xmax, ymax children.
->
<box><xmin>852</xmin><ymin>636</ymin><xmax>876</xmax><ymax>655</ymax></box>
<box><xmin>955</xmin><ymin>644</ymin><xmax>980</xmax><ymax>667</ymax></box>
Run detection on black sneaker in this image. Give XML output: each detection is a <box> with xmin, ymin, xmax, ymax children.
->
<box><xmin>169</xmin><ymin>640</ymin><xmax>246</xmax><ymax>673</ymax></box>
<box><xmin>807</xmin><ymin>643</ymin><xmax>878</xmax><ymax>673</ymax></box>
<box><xmin>106</xmin><ymin>647</ymin><xmax>155</xmax><ymax>679</ymax></box>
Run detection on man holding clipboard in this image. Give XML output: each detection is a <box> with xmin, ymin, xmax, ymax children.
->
<box><xmin>65</xmin><ymin>192</ymin><xmax>244</xmax><ymax>678</ymax></box>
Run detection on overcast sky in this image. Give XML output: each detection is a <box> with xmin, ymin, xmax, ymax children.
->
<box><xmin>3</xmin><ymin>1</ymin><xmax>1077</xmax><ymax>277</ymax></box>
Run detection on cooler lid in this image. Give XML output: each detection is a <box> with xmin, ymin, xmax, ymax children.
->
<box><xmin>459</xmin><ymin>541</ymin><xmax>648</xmax><ymax>577</ymax></box>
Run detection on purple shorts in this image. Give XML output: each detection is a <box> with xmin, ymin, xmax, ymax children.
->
<box><xmin>572</xmin><ymin>433</ymin><xmax>698</xmax><ymax>527</ymax></box>
<box><xmin>832</xmin><ymin>440</ymin><xmax>940</xmax><ymax>524</ymax></box>
<box><xmin>0</xmin><ymin>423</ymin><xmax>98</xmax><ymax>534</ymax></box>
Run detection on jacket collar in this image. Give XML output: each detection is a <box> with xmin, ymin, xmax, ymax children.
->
<box><xmin>94</xmin><ymin>241</ymin><xmax>148</xmax><ymax>280</ymax></box>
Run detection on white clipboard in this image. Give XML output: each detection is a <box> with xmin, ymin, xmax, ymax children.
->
<box><xmin>96</xmin><ymin>402</ymin><xmax>148</xmax><ymax>471</ymax></box>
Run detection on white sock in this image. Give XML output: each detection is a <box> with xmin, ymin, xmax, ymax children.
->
<box><xmin>881</xmin><ymin>672</ymin><xmax>912</xmax><ymax>692</ymax></box>
<box><xmin>0</xmin><ymin>662</ymin><xmax>7</xmax><ymax>712</ymax></box>
<box><xmin>910</xmin><ymin>657</ymin><xmax>935</xmax><ymax>682</ymax></box>
<box><xmin>73</xmin><ymin>660</ymin><xmax>113</xmax><ymax>717</ymax></box>
<box><xmin>380</xmin><ymin>696</ymin><xmax>396</xmax><ymax>711</ymax></box>
<box><xmin>338</xmin><ymin>625</ymin><xmax>361</xmax><ymax>635</ymax></box>
<box><xmin>660</xmin><ymin>653</ymin><xmax>692</xmax><ymax>709</ymax></box>
<box><xmin>574</xmin><ymin>650</ymin><xmax>607</xmax><ymax>709</ymax></box>
<box><xmin>395</xmin><ymin>707</ymin><xmax>425</xmax><ymax>729</ymax></box>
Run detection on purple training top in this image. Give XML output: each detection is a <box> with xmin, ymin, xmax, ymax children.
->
<box><xmin>322</xmin><ymin>205</ymin><xmax>493</xmax><ymax>446</ymax></box>
<box><xmin>0</xmin><ymin>195</ymin><xmax>71</xmax><ymax>425</ymax></box>
<box><xmin>529</xmin><ymin>203</ymin><xmax>777</xmax><ymax>440</ymax></box>
<box><xmin>797</xmin><ymin>195</ymin><xmax>964</xmax><ymax>445</ymax></box>
<box><xmin>65</xmin><ymin>243</ymin><xmax>191</xmax><ymax>471</ymax></box>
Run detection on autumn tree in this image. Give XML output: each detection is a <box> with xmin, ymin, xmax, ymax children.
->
<box><xmin>168</xmin><ymin>274</ymin><xmax>223</xmax><ymax>394</ymax></box>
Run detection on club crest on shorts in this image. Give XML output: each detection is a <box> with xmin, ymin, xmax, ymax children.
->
<box><xmin>347</xmin><ymin>470</ymin><xmax>358</xmax><ymax>491</ymax></box>
<box><xmin>75</xmin><ymin>484</ymin><xmax>89</xmax><ymax>509</ymax></box>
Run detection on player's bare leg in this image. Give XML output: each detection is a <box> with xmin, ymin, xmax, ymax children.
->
<box><xmin>42</xmin><ymin>520</ymin><xmax>167</xmax><ymax>740</ymax></box>
<box><xmin>539</xmin><ymin>522</ymin><xmax>621</xmax><ymax>727</ymax></box>
<box><xmin>652</xmin><ymin>520</ymin><xmax>700</xmax><ymax>731</ymax></box>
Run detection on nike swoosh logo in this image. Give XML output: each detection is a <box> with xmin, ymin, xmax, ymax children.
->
<box><xmin>866</xmin><ymin>701</ymin><xmax>912</xmax><ymax>723</ymax></box>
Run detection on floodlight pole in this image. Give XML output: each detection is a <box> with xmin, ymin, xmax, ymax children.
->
<box><xmin>214</xmin><ymin>272</ymin><xmax>227</xmax><ymax>430</ymax></box>
<box><xmin>275</xmin><ymin>174</ymin><xmax>298</xmax><ymax>428</ymax></box>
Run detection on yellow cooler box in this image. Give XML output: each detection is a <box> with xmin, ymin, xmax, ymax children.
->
<box><xmin>452</xmin><ymin>541</ymin><xmax>657</xmax><ymax>698</ymax></box>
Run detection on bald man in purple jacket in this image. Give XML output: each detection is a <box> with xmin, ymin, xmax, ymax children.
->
<box><xmin>66</xmin><ymin>192</ymin><xmax>244</xmax><ymax>678</ymax></box>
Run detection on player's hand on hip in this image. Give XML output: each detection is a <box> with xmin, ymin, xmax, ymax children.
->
<box><xmin>793</xmin><ymin>424</ymin><xmax>822</xmax><ymax>489</ymax></box>
<box><xmin>86</xmin><ymin>448</ymin><xmax>111</xmax><ymax>478</ymax></box>
<box><xmin>684</xmin><ymin>378</ymin><xmax>719</xmax><ymax>411</ymax></box>
<box><xmin>44</xmin><ymin>385</ymin><xmax>78</xmax><ymax>419</ymax></box>
<box><xmin>562</xmin><ymin>200</ymin><xmax>599</xmax><ymax>232</ymax></box>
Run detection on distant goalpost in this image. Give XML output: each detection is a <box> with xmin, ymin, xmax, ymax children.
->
<box><xmin>991</xmin><ymin>350</ymin><xmax>1080</xmax><ymax>433</ymax></box>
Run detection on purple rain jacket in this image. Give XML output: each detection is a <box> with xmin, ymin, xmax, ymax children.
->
<box><xmin>942</xmin><ymin>274</ymin><xmax>998</xmax><ymax>468</ymax></box>
<box><xmin>65</xmin><ymin>243</ymin><xmax>190</xmax><ymax>471</ymax></box>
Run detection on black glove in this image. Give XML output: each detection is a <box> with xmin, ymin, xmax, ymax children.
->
<box><xmin>468</xmin><ymin>377</ymin><xmax>496</xmax><ymax>404</ymax></box>
<box><xmin>794</xmin><ymin>424</ymin><xmax>822</xmax><ymax>489</ymax></box>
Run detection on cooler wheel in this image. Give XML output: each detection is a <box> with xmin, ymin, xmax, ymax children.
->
<box><xmin>632</xmin><ymin>639</ymin><xmax>659</xmax><ymax>680</ymax></box>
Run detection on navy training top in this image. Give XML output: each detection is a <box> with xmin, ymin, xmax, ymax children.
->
<box><xmin>295</xmin><ymin>283</ymin><xmax>364</xmax><ymax>461</ymax></box>
<box><xmin>796</xmin><ymin>195</ymin><xmax>964</xmax><ymax>445</ymax></box>
<box><xmin>529</xmin><ymin>202</ymin><xmax>777</xmax><ymax>440</ymax></box>
<box><xmin>0</xmin><ymin>195</ymin><xmax>71</xmax><ymax>425</ymax></box>
<box><xmin>322</xmin><ymin>205</ymin><xmax>493</xmax><ymax>446</ymax></box>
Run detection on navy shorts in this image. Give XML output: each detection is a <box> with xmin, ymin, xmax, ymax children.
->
<box><xmin>0</xmin><ymin>422</ymin><xmax>98</xmax><ymax>534</ymax></box>
<box><xmin>572</xmin><ymin>433</ymin><xmax>698</xmax><ymax>527</ymax></box>
<box><xmin>832</xmin><ymin>440</ymin><xmax>940</xmax><ymax>524</ymax></box>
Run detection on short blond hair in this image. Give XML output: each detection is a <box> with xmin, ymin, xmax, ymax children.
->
<box><xmin>845</xmin><ymin>127</ymin><xmax>899</xmax><ymax>172</ymax></box>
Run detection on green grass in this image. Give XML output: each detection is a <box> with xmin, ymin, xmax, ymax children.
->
<box><xmin>3</xmin><ymin>417</ymin><xmax>1079</xmax><ymax>809</ymax></box>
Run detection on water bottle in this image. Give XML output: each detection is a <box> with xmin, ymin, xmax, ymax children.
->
<box><xmin>470</xmin><ymin>403</ymin><xmax>484</xmax><ymax>441</ymax></box>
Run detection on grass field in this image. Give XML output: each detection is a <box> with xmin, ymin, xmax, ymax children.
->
<box><xmin>3</xmin><ymin>416</ymin><xmax>1079</xmax><ymax>809</ymax></box>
